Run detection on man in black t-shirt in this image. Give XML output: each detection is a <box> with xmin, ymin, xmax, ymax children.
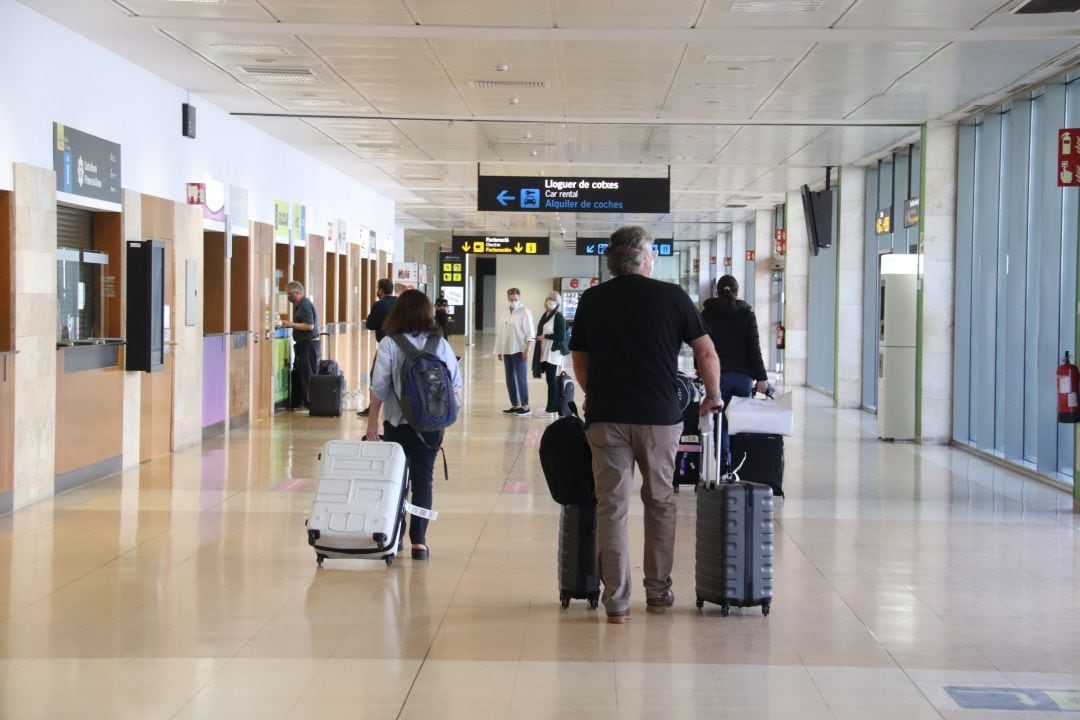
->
<box><xmin>357</xmin><ymin>278</ymin><xmax>397</xmax><ymax>417</ymax></box>
<box><xmin>570</xmin><ymin>226</ymin><xmax>721</xmax><ymax>624</ymax></box>
<box><xmin>281</xmin><ymin>281</ymin><xmax>320</xmax><ymax>410</ymax></box>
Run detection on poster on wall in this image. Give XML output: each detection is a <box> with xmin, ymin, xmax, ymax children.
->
<box><xmin>186</xmin><ymin>180</ymin><xmax>225</xmax><ymax>222</ymax></box>
<box><xmin>336</xmin><ymin>219</ymin><xmax>347</xmax><ymax>254</ymax></box>
<box><xmin>292</xmin><ymin>203</ymin><xmax>306</xmax><ymax>244</ymax></box>
<box><xmin>355</xmin><ymin>226</ymin><xmax>369</xmax><ymax>255</ymax></box>
<box><xmin>369</xmin><ymin>230</ymin><xmax>378</xmax><ymax>257</ymax></box>
<box><xmin>395</xmin><ymin>262</ymin><xmax>420</xmax><ymax>292</ymax></box>
<box><xmin>53</xmin><ymin>123</ymin><xmax>121</xmax><ymax>204</ymax></box>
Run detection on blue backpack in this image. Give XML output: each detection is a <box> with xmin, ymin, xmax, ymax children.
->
<box><xmin>390</xmin><ymin>334</ymin><xmax>458</xmax><ymax>432</ymax></box>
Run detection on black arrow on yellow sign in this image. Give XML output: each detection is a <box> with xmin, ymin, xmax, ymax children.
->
<box><xmin>461</xmin><ymin>242</ymin><xmax>471</xmax><ymax>252</ymax></box>
<box><xmin>514</xmin><ymin>243</ymin><xmax>523</xmax><ymax>253</ymax></box>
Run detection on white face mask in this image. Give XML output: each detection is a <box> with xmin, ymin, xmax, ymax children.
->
<box><xmin>545</xmin><ymin>300</ymin><xmax>557</xmax><ymax>310</ymax></box>
<box><xmin>509</xmin><ymin>300</ymin><xmax>521</xmax><ymax>311</ymax></box>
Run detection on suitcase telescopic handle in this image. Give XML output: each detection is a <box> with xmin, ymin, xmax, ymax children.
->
<box><xmin>699</xmin><ymin>410</ymin><xmax>745</xmax><ymax>490</ymax></box>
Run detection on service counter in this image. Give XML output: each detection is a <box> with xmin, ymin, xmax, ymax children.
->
<box><xmin>54</xmin><ymin>341</ymin><xmax>124</xmax><ymax>492</ymax></box>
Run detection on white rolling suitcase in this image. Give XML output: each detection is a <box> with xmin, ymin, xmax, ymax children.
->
<box><xmin>306</xmin><ymin>440</ymin><xmax>409</xmax><ymax>567</ymax></box>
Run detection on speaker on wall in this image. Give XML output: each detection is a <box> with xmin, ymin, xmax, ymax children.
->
<box><xmin>182</xmin><ymin>103</ymin><xmax>197</xmax><ymax>139</ymax></box>
<box><xmin>126</xmin><ymin>239</ymin><xmax>166</xmax><ymax>372</ymax></box>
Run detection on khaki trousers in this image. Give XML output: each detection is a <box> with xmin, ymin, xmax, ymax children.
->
<box><xmin>585</xmin><ymin>421</ymin><xmax>682</xmax><ymax>615</ymax></box>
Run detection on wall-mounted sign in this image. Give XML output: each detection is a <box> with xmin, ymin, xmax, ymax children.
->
<box><xmin>745</xmin><ymin>250</ymin><xmax>757</xmax><ymax>262</ymax></box>
<box><xmin>875</xmin><ymin>208</ymin><xmax>893</xmax><ymax>235</ymax></box>
<box><xmin>292</xmin><ymin>203</ymin><xmax>306</xmax><ymax>243</ymax></box>
<box><xmin>53</xmin><ymin>123</ymin><xmax>121</xmax><ymax>204</ymax></box>
<box><xmin>395</xmin><ymin>262</ymin><xmax>420</xmax><ymax>292</ymax></box>
<box><xmin>273</xmin><ymin>200</ymin><xmax>290</xmax><ymax>241</ymax></box>
<box><xmin>186</xmin><ymin>180</ymin><xmax>225</xmax><ymax>222</ymax></box>
<box><xmin>453</xmin><ymin>235</ymin><xmax>550</xmax><ymax>255</ymax></box>
<box><xmin>774</xmin><ymin>228</ymin><xmax>787</xmax><ymax>256</ymax></box>
<box><xmin>1058</xmin><ymin>128</ymin><xmax>1080</xmax><ymax>186</ymax></box>
<box><xmin>478</xmin><ymin>174</ymin><xmax>670</xmax><ymax>213</ymax></box>
<box><xmin>903</xmin><ymin>198</ymin><xmax>920</xmax><ymax>228</ymax></box>
<box><xmin>575</xmin><ymin>237</ymin><xmax>674</xmax><ymax>257</ymax></box>
<box><xmin>560</xmin><ymin>277</ymin><xmax>599</xmax><ymax>292</ymax></box>
<box><xmin>722</xmin><ymin>257</ymin><xmax>731</xmax><ymax>267</ymax></box>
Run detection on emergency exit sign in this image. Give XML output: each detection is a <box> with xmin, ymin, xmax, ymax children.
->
<box><xmin>1058</xmin><ymin>128</ymin><xmax>1080</xmax><ymax>186</ymax></box>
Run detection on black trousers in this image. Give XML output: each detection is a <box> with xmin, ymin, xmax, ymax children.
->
<box><xmin>382</xmin><ymin>422</ymin><xmax>443</xmax><ymax>546</ymax></box>
<box><xmin>290</xmin><ymin>338</ymin><xmax>320</xmax><ymax>409</ymax></box>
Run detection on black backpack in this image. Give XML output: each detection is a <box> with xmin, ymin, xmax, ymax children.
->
<box><xmin>539</xmin><ymin>403</ymin><xmax>594</xmax><ymax>505</ymax></box>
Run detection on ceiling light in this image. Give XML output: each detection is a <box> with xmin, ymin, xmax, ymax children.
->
<box><xmin>240</xmin><ymin>66</ymin><xmax>318</xmax><ymax>84</ymax></box>
<box><xmin>509</xmin><ymin>96</ymin><xmax>520</xmax><ymax>105</ymax></box>
<box><xmin>469</xmin><ymin>80</ymin><xmax>547</xmax><ymax>89</ymax></box>
<box><xmin>289</xmin><ymin>99</ymin><xmax>353</xmax><ymax>108</ymax></box>
<box><xmin>730</xmin><ymin>0</ymin><xmax>824</xmax><ymax>12</ymax></box>
<box><xmin>692</xmin><ymin>82</ymin><xmax>759</xmax><ymax>89</ymax></box>
<box><xmin>353</xmin><ymin>141</ymin><xmax>402</xmax><ymax>149</ymax></box>
<box><xmin>530</xmin><ymin>150</ymin><xmax>539</xmax><ymax>157</ymax></box>
<box><xmin>706</xmin><ymin>53</ymin><xmax>778</xmax><ymax>63</ymax></box>
<box><xmin>211</xmin><ymin>44</ymin><xmax>292</xmax><ymax>55</ymax></box>
<box><xmin>496</xmin><ymin>61</ymin><xmax>510</xmax><ymax>72</ymax></box>
<box><xmin>524</xmin><ymin>131</ymin><xmax>532</xmax><ymax>139</ymax></box>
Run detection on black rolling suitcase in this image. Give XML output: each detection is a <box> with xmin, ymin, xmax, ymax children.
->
<box><xmin>730</xmin><ymin>433</ymin><xmax>784</xmax><ymax>497</ymax></box>
<box><xmin>696</xmin><ymin>417</ymin><xmax>775</xmax><ymax>617</ymax></box>
<box><xmin>309</xmin><ymin>333</ymin><xmax>344</xmax><ymax>417</ymax></box>
<box><xmin>558</xmin><ymin>502</ymin><xmax>600</xmax><ymax>609</ymax></box>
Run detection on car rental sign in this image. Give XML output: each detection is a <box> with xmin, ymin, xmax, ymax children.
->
<box><xmin>478</xmin><ymin>174</ymin><xmax>670</xmax><ymax>213</ymax></box>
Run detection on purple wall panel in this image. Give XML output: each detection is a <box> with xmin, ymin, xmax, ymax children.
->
<box><xmin>202</xmin><ymin>335</ymin><xmax>228</xmax><ymax>428</ymax></box>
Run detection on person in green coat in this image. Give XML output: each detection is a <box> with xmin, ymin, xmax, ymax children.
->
<box><xmin>535</xmin><ymin>291</ymin><xmax>570</xmax><ymax>415</ymax></box>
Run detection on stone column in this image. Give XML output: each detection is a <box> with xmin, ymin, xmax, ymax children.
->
<box><xmin>731</xmin><ymin>221</ymin><xmax>747</xmax><ymax>291</ymax></box>
<box><xmin>171</xmin><ymin>203</ymin><xmax>204</xmax><ymax>451</ymax></box>
<box><xmin>754</xmin><ymin>210</ymin><xmax>774</xmax><ymax>372</ymax></box>
<box><xmin>918</xmin><ymin>123</ymin><xmax>958</xmax><ymax>444</ymax></box>
<box><xmin>836</xmin><ymin>167</ymin><xmax>866</xmax><ymax>408</ymax></box>
<box><xmin>121</xmin><ymin>190</ymin><xmax>142</xmax><ymax>469</ymax></box>
<box><xmin>785</xmin><ymin>194</ymin><xmax>810</xmax><ymax>386</ymax></box>
<box><xmin>12</xmin><ymin>164</ymin><xmax>57</xmax><ymax>510</ymax></box>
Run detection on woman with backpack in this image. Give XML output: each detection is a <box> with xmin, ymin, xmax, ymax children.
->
<box><xmin>364</xmin><ymin>289</ymin><xmax>462</xmax><ymax>560</ymax></box>
<box><xmin>701</xmin><ymin>275</ymin><xmax>769</xmax><ymax>471</ymax></box>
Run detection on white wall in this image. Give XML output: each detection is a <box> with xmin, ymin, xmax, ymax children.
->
<box><xmin>0</xmin><ymin>0</ymin><xmax>394</xmax><ymax>238</ymax></box>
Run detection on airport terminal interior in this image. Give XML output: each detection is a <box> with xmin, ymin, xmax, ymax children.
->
<box><xmin>2</xmin><ymin>0</ymin><xmax>1080</xmax><ymax>718</ymax></box>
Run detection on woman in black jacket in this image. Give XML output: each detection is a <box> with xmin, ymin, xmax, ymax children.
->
<box><xmin>701</xmin><ymin>275</ymin><xmax>769</xmax><ymax>470</ymax></box>
<box><xmin>535</xmin><ymin>291</ymin><xmax>570</xmax><ymax>415</ymax></box>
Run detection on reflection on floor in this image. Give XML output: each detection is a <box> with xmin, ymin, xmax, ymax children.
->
<box><xmin>1</xmin><ymin>336</ymin><xmax>1078</xmax><ymax>719</ymax></box>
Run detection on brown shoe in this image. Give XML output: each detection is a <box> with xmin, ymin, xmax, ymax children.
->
<box><xmin>646</xmin><ymin>590</ymin><xmax>675</xmax><ymax>614</ymax></box>
<box><xmin>606</xmin><ymin>612</ymin><xmax>630</xmax><ymax>624</ymax></box>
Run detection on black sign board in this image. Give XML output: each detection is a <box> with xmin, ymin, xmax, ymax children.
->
<box><xmin>438</xmin><ymin>252</ymin><xmax>466</xmax><ymax>336</ymax></box>
<box><xmin>478</xmin><ymin>175</ymin><xmax>669</xmax><ymax>214</ymax></box>
<box><xmin>452</xmin><ymin>235</ymin><xmax>550</xmax><ymax>255</ymax></box>
<box><xmin>875</xmin><ymin>208</ymin><xmax>893</xmax><ymax>235</ymax></box>
<box><xmin>53</xmin><ymin>123</ymin><xmax>121</xmax><ymax>204</ymax></box>
<box><xmin>575</xmin><ymin>237</ymin><xmax>674</xmax><ymax>257</ymax></box>
<box><xmin>903</xmin><ymin>198</ymin><xmax>920</xmax><ymax>228</ymax></box>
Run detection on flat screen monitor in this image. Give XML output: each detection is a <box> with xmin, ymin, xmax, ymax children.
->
<box><xmin>800</xmin><ymin>184</ymin><xmax>833</xmax><ymax>255</ymax></box>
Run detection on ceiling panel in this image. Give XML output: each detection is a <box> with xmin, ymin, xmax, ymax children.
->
<box><xmin>553</xmin><ymin>0</ymin><xmax>703</xmax><ymax>28</ymax></box>
<box><xmin>786</xmin><ymin>126</ymin><xmax>920</xmax><ymax>166</ymax></box>
<box><xmin>408</xmin><ymin>0</ymin><xmax>554</xmax><ymax>28</ymax></box>
<box><xmin>113</xmin><ymin>0</ymin><xmax>274</xmax><ymax>20</ymax></box>
<box><xmin>696</xmin><ymin>0</ymin><xmax>854</xmax><ymax>29</ymax></box>
<box><xmin>258</xmin><ymin>0</ymin><xmax>415</xmax><ymax>24</ymax></box>
<box><xmin>712</xmin><ymin>125</ymin><xmax>826</xmax><ymax>165</ymax></box>
<box><xmin>835</xmin><ymin>0</ymin><xmax>1005</xmax><ymax>30</ymax></box>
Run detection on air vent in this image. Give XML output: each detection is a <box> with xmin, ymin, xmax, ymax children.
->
<box><xmin>730</xmin><ymin>0</ymin><xmax>824</xmax><ymax>12</ymax></box>
<box><xmin>289</xmin><ymin>99</ymin><xmax>353</xmax><ymax>109</ymax></box>
<box><xmin>240</xmin><ymin>66</ymin><xmax>317</xmax><ymax>85</ymax></box>
<box><xmin>1011</xmin><ymin>0</ymin><xmax>1080</xmax><ymax>13</ymax></box>
<box><xmin>726</xmin><ymin>203</ymin><xmax>748</xmax><ymax>208</ymax></box>
<box><xmin>468</xmin><ymin>80</ymin><xmax>548</xmax><ymax>89</ymax></box>
<box><xmin>353</xmin><ymin>141</ymin><xmax>402</xmax><ymax>149</ymax></box>
<box><xmin>497</xmin><ymin>141</ymin><xmax>557</xmax><ymax>147</ymax></box>
<box><xmin>212</xmin><ymin>44</ymin><xmax>292</xmax><ymax>55</ymax></box>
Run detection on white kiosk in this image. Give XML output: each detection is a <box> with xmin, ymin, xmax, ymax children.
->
<box><xmin>877</xmin><ymin>254</ymin><xmax>919</xmax><ymax>441</ymax></box>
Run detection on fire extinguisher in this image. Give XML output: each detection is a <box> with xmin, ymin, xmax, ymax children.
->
<box><xmin>775</xmin><ymin>323</ymin><xmax>786</xmax><ymax>350</ymax></box>
<box><xmin>1057</xmin><ymin>351</ymin><xmax>1080</xmax><ymax>423</ymax></box>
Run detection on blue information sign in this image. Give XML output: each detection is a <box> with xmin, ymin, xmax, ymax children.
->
<box><xmin>576</xmin><ymin>237</ymin><xmax>673</xmax><ymax>257</ymax></box>
<box><xmin>478</xmin><ymin>174</ymin><xmax>669</xmax><ymax>214</ymax></box>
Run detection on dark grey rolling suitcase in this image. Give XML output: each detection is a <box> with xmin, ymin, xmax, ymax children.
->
<box><xmin>557</xmin><ymin>372</ymin><xmax>575</xmax><ymax>418</ymax></box>
<box><xmin>558</xmin><ymin>502</ymin><xmax>600</xmax><ymax>610</ymax></box>
<box><xmin>695</xmin><ymin>417</ymin><xmax>775</xmax><ymax>616</ymax></box>
<box><xmin>309</xmin><ymin>374</ymin><xmax>344</xmax><ymax>417</ymax></box>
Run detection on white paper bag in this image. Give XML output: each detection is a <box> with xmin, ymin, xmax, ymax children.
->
<box><xmin>725</xmin><ymin>393</ymin><xmax>794</xmax><ymax>437</ymax></box>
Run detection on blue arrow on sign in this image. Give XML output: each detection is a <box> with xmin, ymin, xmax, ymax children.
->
<box><xmin>586</xmin><ymin>244</ymin><xmax>596</xmax><ymax>254</ymax></box>
<box><xmin>496</xmin><ymin>189</ymin><xmax>516</xmax><ymax>207</ymax></box>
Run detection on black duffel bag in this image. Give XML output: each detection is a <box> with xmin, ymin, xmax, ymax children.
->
<box><xmin>539</xmin><ymin>402</ymin><xmax>594</xmax><ymax>505</ymax></box>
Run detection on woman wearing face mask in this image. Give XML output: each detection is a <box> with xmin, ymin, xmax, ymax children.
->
<box><xmin>535</xmin><ymin>291</ymin><xmax>569</xmax><ymax>415</ymax></box>
<box><xmin>494</xmin><ymin>288</ymin><xmax>535</xmax><ymax>415</ymax></box>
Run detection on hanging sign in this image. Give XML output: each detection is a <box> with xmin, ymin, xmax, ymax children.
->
<box><xmin>453</xmin><ymin>235</ymin><xmax>550</xmax><ymax>255</ymax></box>
<box><xmin>875</xmin><ymin>208</ymin><xmax>893</xmax><ymax>235</ymax></box>
<box><xmin>561</xmin><ymin>277</ymin><xmax>600</xmax><ymax>292</ymax></box>
<box><xmin>903</xmin><ymin>198</ymin><xmax>920</xmax><ymax>228</ymax></box>
<box><xmin>575</xmin><ymin>237</ymin><xmax>674</xmax><ymax>257</ymax></box>
<box><xmin>1058</xmin><ymin>128</ymin><xmax>1080</xmax><ymax>186</ymax></box>
<box><xmin>478</xmin><ymin>174</ymin><xmax>670</xmax><ymax>213</ymax></box>
<box><xmin>774</xmin><ymin>228</ymin><xmax>787</xmax><ymax>256</ymax></box>
<box><xmin>746</xmin><ymin>250</ymin><xmax>757</xmax><ymax>262</ymax></box>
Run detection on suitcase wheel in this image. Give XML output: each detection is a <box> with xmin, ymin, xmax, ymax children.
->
<box><xmin>720</xmin><ymin>604</ymin><xmax>730</xmax><ymax>617</ymax></box>
<box><xmin>762</xmin><ymin>602</ymin><xmax>771</xmax><ymax>617</ymax></box>
<box><xmin>316</xmin><ymin>554</ymin><xmax>326</xmax><ymax>568</ymax></box>
<box><xmin>587</xmin><ymin>595</ymin><xmax>599</xmax><ymax>611</ymax></box>
<box><xmin>673</xmin><ymin>484</ymin><xmax>680</xmax><ymax>494</ymax></box>
<box><xmin>559</xmin><ymin>595</ymin><xmax>570</xmax><ymax>610</ymax></box>
<box><xmin>385</xmin><ymin>554</ymin><xmax>394</xmax><ymax>567</ymax></box>
<box><xmin>696</xmin><ymin>597</ymin><xmax>704</xmax><ymax>610</ymax></box>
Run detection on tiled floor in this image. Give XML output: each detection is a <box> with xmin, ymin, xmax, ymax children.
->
<box><xmin>1</xmin><ymin>336</ymin><xmax>1078</xmax><ymax>719</ymax></box>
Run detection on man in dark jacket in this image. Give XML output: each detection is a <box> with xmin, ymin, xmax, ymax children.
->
<box><xmin>281</xmin><ymin>281</ymin><xmax>320</xmax><ymax>410</ymax></box>
<box><xmin>701</xmin><ymin>275</ymin><xmax>769</xmax><ymax>468</ymax></box>
<box><xmin>357</xmin><ymin>278</ymin><xmax>397</xmax><ymax>417</ymax></box>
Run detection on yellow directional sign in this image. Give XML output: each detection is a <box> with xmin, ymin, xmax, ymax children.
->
<box><xmin>453</xmin><ymin>236</ymin><xmax>549</xmax><ymax>255</ymax></box>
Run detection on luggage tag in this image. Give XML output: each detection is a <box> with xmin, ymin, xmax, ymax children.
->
<box><xmin>405</xmin><ymin>503</ymin><xmax>438</xmax><ymax>521</ymax></box>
